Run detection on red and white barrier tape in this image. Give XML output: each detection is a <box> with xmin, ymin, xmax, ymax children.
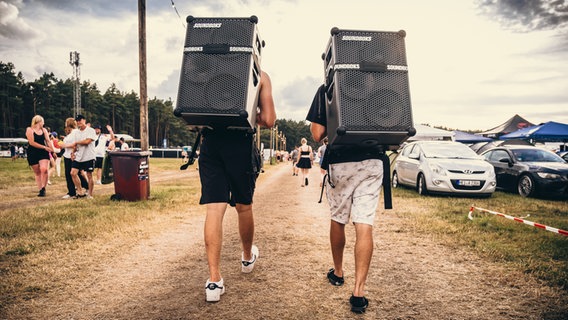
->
<box><xmin>468</xmin><ymin>206</ymin><xmax>568</xmax><ymax>237</ymax></box>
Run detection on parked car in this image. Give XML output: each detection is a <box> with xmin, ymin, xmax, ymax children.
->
<box><xmin>557</xmin><ymin>151</ymin><xmax>568</xmax><ymax>163</ymax></box>
<box><xmin>392</xmin><ymin>141</ymin><xmax>496</xmax><ymax>197</ymax></box>
<box><xmin>481</xmin><ymin>145</ymin><xmax>568</xmax><ymax>198</ymax></box>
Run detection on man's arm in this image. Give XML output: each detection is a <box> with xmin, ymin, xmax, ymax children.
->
<box><xmin>310</xmin><ymin>122</ymin><xmax>327</xmax><ymax>143</ymax></box>
<box><xmin>256</xmin><ymin>71</ymin><xmax>276</xmax><ymax>128</ymax></box>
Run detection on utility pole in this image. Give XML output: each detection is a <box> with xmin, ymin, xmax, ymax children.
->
<box><xmin>138</xmin><ymin>0</ymin><xmax>149</xmax><ymax>151</ymax></box>
<box><xmin>69</xmin><ymin>51</ymin><xmax>81</xmax><ymax>117</ymax></box>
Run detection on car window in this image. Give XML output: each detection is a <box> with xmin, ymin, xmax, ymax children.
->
<box><xmin>512</xmin><ymin>149</ymin><xmax>566</xmax><ymax>163</ymax></box>
<box><xmin>421</xmin><ymin>143</ymin><xmax>480</xmax><ymax>159</ymax></box>
<box><xmin>487</xmin><ymin>150</ymin><xmax>509</xmax><ymax>162</ymax></box>
<box><xmin>401</xmin><ymin>144</ymin><xmax>414</xmax><ymax>157</ymax></box>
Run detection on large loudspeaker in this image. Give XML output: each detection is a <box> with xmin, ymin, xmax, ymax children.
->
<box><xmin>323</xmin><ymin>28</ymin><xmax>415</xmax><ymax>148</ymax></box>
<box><xmin>174</xmin><ymin>16</ymin><xmax>264</xmax><ymax>130</ymax></box>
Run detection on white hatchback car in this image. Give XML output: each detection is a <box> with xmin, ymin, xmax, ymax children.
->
<box><xmin>392</xmin><ymin>141</ymin><xmax>496</xmax><ymax>197</ymax></box>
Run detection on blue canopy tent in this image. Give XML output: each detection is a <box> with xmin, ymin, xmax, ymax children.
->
<box><xmin>500</xmin><ymin>121</ymin><xmax>568</xmax><ymax>142</ymax></box>
<box><xmin>452</xmin><ymin>130</ymin><xmax>493</xmax><ymax>143</ymax></box>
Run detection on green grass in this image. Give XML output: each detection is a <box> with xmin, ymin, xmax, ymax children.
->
<box><xmin>1</xmin><ymin>157</ymin><xmax>567</xmax><ymax>294</ymax></box>
<box><xmin>392</xmin><ymin>186</ymin><xmax>568</xmax><ymax>289</ymax></box>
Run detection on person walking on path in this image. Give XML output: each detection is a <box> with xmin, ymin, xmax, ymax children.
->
<box><xmin>70</xmin><ymin>114</ymin><xmax>97</xmax><ymax>199</ymax></box>
<box><xmin>25</xmin><ymin>115</ymin><xmax>56</xmax><ymax>197</ymax></box>
<box><xmin>295</xmin><ymin>138</ymin><xmax>313</xmax><ymax>187</ymax></box>
<box><xmin>290</xmin><ymin>145</ymin><xmax>299</xmax><ymax>176</ymax></box>
<box><xmin>306</xmin><ymin>84</ymin><xmax>384</xmax><ymax>314</ymax></box>
<box><xmin>199</xmin><ymin>70</ymin><xmax>276</xmax><ymax>302</ymax></box>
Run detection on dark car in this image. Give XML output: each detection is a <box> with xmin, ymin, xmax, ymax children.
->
<box><xmin>481</xmin><ymin>146</ymin><xmax>568</xmax><ymax>198</ymax></box>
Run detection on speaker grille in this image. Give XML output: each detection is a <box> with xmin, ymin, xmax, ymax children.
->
<box><xmin>185</xmin><ymin>18</ymin><xmax>255</xmax><ymax>47</ymax></box>
<box><xmin>324</xmin><ymin>28</ymin><xmax>414</xmax><ymax>147</ymax></box>
<box><xmin>176</xmin><ymin>53</ymin><xmax>250</xmax><ymax>114</ymax></box>
<box><xmin>337</xmin><ymin>70</ymin><xmax>412</xmax><ymax>131</ymax></box>
<box><xmin>333</xmin><ymin>30</ymin><xmax>406</xmax><ymax>65</ymax></box>
<box><xmin>174</xmin><ymin>16</ymin><xmax>262</xmax><ymax>129</ymax></box>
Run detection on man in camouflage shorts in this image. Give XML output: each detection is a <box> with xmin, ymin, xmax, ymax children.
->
<box><xmin>306</xmin><ymin>84</ymin><xmax>384</xmax><ymax>314</ymax></box>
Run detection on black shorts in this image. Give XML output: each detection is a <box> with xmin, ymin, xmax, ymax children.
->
<box><xmin>27</xmin><ymin>147</ymin><xmax>50</xmax><ymax>166</ymax></box>
<box><xmin>95</xmin><ymin>157</ymin><xmax>104</xmax><ymax>169</ymax></box>
<box><xmin>72</xmin><ymin>159</ymin><xmax>95</xmax><ymax>173</ymax></box>
<box><xmin>198</xmin><ymin>131</ymin><xmax>257</xmax><ymax>206</ymax></box>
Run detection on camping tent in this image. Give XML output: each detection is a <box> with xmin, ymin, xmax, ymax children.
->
<box><xmin>500</xmin><ymin>121</ymin><xmax>568</xmax><ymax>142</ymax></box>
<box><xmin>478</xmin><ymin>114</ymin><xmax>534</xmax><ymax>138</ymax></box>
<box><xmin>452</xmin><ymin>131</ymin><xmax>492</xmax><ymax>143</ymax></box>
<box><xmin>406</xmin><ymin>124</ymin><xmax>454</xmax><ymax>141</ymax></box>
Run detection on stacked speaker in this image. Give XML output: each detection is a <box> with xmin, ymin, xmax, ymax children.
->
<box><xmin>323</xmin><ymin>28</ymin><xmax>415</xmax><ymax>149</ymax></box>
<box><xmin>174</xmin><ymin>16</ymin><xmax>264</xmax><ymax>130</ymax></box>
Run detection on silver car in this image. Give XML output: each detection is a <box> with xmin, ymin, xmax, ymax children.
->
<box><xmin>392</xmin><ymin>141</ymin><xmax>496</xmax><ymax>197</ymax></box>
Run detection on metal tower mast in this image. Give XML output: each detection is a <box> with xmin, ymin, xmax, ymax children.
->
<box><xmin>69</xmin><ymin>51</ymin><xmax>81</xmax><ymax>117</ymax></box>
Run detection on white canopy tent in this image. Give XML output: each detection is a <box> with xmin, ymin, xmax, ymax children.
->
<box><xmin>406</xmin><ymin>124</ymin><xmax>455</xmax><ymax>141</ymax></box>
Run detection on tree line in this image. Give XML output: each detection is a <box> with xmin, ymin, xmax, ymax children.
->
<box><xmin>0</xmin><ymin>61</ymin><xmax>315</xmax><ymax>151</ymax></box>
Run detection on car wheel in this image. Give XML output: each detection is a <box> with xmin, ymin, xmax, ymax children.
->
<box><xmin>518</xmin><ymin>174</ymin><xmax>535</xmax><ymax>197</ymax></box>
<box><xmin>392</xmin><ymin>171</ymin><xmax>399</xmax><ymax>188</ymax></box>
<box><xmin>417</xmin><ymin>173</ymin><xmax>428</xmax><ymax>195</ymax></box>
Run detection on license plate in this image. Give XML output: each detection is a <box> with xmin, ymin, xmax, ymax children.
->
<box><xmin>458</xmin><ymin>180</ymin><xmax>480</xmax><ymax>186</ymax></box>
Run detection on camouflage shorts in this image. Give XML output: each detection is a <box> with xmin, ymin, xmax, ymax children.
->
<box><xmin>325</xmin><ymin>159</ymin><xmax>383</xmax><ymax>225</ymax></box>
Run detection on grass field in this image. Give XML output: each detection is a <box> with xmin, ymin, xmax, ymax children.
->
<box><xmin>1</xmin><ymin>157</ymin><xmax>567</xmax><ymax>311</ymax></box>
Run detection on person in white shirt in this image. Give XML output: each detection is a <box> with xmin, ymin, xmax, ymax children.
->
<box><xmin>119</xmin><ymin>137</ymin><xmax>130</xmax><ymax>151</ymax></box>
<box><xmin>70</xmin><ymin>114</ymin><xmax>98</xmax><ymax>198</ymax></box>
<box><xmin>93</xmin><ymin>124</ymin><xmax>114</xmax><ymax>184</ymax></box>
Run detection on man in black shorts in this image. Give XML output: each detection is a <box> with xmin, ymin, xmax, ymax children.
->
<box><xmin>70</xmin><ymin>115</ymin><xmax>97</xmax><ymax>199</ymax></box>
<box><xmin>201</xmin><ymin>71</ymin><xmax>276</xmax><ymax>302</ymax></box>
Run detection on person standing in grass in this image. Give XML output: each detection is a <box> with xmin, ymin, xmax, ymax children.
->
<box><xmin>25</xmin><ymin>115</ymin><xmax>56</xmax><ymax>197</ymax></box>
<box><xmin>199</xmin><ymin>71</ymin><xmax>276</xmax><ymax>303</ymax></box>
<box><xmin>306</xmin><ymin>84</ymin><xmax>384</xmax><ymax>314</ymax></box>
<box><xmin>59</xmin><ymin>118</ymin><xmax>88</xmax><ymax>199</ymax></box>
<box><xmin>70</xmin><ymin>114</ymin><xmax>97</xmax><ymax>199</ymax></box>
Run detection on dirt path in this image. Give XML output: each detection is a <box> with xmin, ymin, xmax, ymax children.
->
<box><xmin>5</xmin><ymin>163</ymin><xmax>567</xmax><ymax>319</ymax></box>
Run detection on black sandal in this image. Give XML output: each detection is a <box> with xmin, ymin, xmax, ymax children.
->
<box><xmin>350</xmin><ymin>295</ymin><xmax>369</xmax><ymax>314</ymax></box>
<box><xmin>327</xmin><ymin>268</ymin><xmax>344</xmax><ymax>286</ymax></box>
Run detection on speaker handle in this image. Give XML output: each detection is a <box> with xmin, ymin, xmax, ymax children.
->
<box><xmin>360</xmin><ymin>61</ymin><xmax>387</xmax><ymax>73</ymax></box>
<box><xmin>203</xmin><ymin>44</ymin><xmax>230</xmax><ymax>54</ymax></box>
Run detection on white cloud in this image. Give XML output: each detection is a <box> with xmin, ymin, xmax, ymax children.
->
<box><xmin>2</xmin><ymin>0</ymin><xmax>567</xmax><ymax>131</ymax></box>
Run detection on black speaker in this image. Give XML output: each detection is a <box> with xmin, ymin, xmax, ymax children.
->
<box><xmin>174</xmin><ymin>16</ymin><xmax>264</xmax><ymax>130</ymax></box>
<box><xmin>323</xmin><ymin>28</ymin><xmax>415</xmax><ymax>148</ymax></box>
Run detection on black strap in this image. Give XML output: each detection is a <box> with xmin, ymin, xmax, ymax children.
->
<box><xmin>95</xmin><ymin>134</ymin><xmax>101</xmax><ymax>147</ymax></box>
<box><xmin>180</xmin><ymin>132</ymin><xmax>202</xmax><ymax>170</ymax></box>
<box><xmin>380</xmin><ymin>153</ymin><xmax>392</xmax><ymax>209</ymax></box>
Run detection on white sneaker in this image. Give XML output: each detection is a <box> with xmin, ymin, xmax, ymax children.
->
<box><xmin>96</xmin><ymin>180</ymin><xmax>102</xmax><ymax>185</ymax></box>
<box><xmin>62</xmin><ymin>194</ymin><xmax>71</xmax><ymax>199</ymax></box>
<box><xmin>241</xmin><ymin>245</ymin><xmax>259</xmax><ymax>273</ymax></box>
<box><xmin>205</xmin><ymin>279</ymin><xmax>225</xmax><ymax>302</ymax></box>
<box><xmin>86</xmin><ymin>195</ymin><xmax>94</xmax><ymax>199</ymax></box>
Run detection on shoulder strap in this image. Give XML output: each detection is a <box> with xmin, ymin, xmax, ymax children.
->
<box><xmin>180</xmin><ymin>132</ymin><xmax>202</xmax><ymax>170</ymax></box>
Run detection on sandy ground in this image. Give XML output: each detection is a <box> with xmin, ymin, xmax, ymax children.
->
<box><xmin>3</xmin><ymin>162</ymin><xmax>568</xmax><ymax>319</ymax></box>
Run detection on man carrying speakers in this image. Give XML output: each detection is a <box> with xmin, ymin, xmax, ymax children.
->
<box><xmin>307</xmin><ymin>84</ymin><xmax>384</xmax><ymax>314</ymax></box>
<box><xmin>200</xmin><ymin>71</ymin><xmax>276</xmax><ymax>303</ymax></box>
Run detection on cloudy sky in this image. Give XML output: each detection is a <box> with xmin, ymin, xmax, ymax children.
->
<box><xmin>1</xmin><ymin>0</ymin><xmax>567</xmax><ymax>131</ymax></box>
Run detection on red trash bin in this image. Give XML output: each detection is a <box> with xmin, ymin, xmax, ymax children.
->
<box><xmin>110</xmin><ymin>151</ymin><xmax>151</xmax><ymax>201</ymax></box>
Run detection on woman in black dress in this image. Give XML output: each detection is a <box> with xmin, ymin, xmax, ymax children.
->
<box><xmin>295</xmin><ymin>137</ymin><xmax>313</xmax><ymax>187</ymax></box>
<box><xmin>25</xmin><ymin>115</ymin><xmax>55</xmax><ymax>197</ymax></box>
